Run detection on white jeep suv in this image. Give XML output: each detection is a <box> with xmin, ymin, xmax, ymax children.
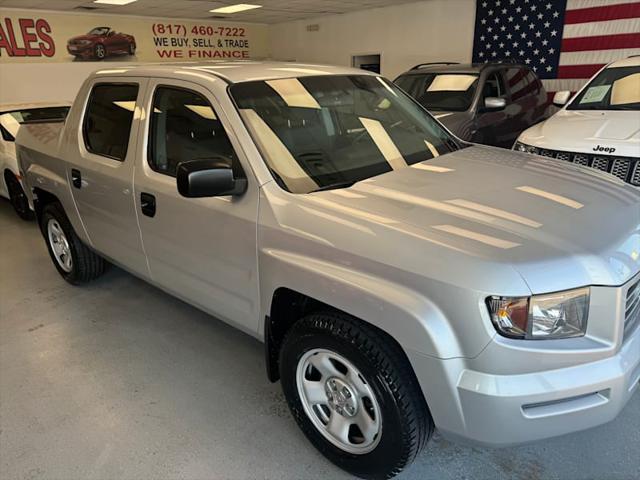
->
<box><xmin>514</xmin><ymin>56</ymin><xmax>640</xmax><ymax>187</ymax></box>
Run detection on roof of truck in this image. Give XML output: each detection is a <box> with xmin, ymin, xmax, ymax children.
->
<box><xmin>93</xmin><ymin>61</ymin><xmax>374</xmax><ymax>84</ymax></box>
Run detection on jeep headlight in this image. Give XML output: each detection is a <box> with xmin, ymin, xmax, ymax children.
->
<box><xmin>513</xmin><ymin>141</ymin><xmax>539</xmax><ymax>154</ymax></box>
<box><xmin>487</xmin><ymin>287</ymin><xmax>589</xmax><ymax>339</ymax></box>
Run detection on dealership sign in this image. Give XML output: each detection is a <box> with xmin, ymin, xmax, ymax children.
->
<box><xmin>0</xmin><ymin>8</ymin><xmax>268</xmax><ymax>63</ymax></box>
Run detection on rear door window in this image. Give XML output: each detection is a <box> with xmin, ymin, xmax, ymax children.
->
<box><xmin>83</xmin><ymin>83</ymin><xmax>139</xmax><ymax>161</ymax></box>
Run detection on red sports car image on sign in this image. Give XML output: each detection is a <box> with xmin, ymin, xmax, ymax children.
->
<box><xmin>67</xmin><ymin>27</ymin><xmax>136</xmax><ymax>60</ymax></box>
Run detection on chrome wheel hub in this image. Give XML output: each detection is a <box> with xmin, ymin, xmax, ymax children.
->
<box><xmin>326</xmin><ymin>377</ymin><xmax>357</xmax><ymax>417</ymax></box>
<box><xmin>47</xmin><ymin>219</ymin><xmax>73</xmax><ymax>273</ymax></box>
<box><xmin>296</xmin><ymin>349</ymin><xmax>382</xmax><ymax>454</ymax></box>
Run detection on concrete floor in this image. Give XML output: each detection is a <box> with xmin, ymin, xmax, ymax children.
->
<box><xmin>0</xmin><ymin>198</ymin><xmax>638</xmax><ymax>480</ymax></box>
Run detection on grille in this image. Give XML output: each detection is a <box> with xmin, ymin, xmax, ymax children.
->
<box><xmin>573</xmin><ymin>154</ymin><xmax>589</xmax><ymax>166</ymax></box>
<box><xmin>530</xmin><ymin>147</ymin><xmax>640</xmax><ymax>187</ymax></box>
<box><xmin>611</xmin><ymin>159</ymin><xmax>631</xmax><ymax>181</ymax></box>
<box><xmin>625</xmin><ymin>279</ymin><xmax>640</xmax><ymax>339</ymax></box>
<box><xmin>591</xmin><ymin>157</ymin><xmax>609</xmax><ymax>171</ymax></box>
<box><xmin>632</xmin><ymin>163</ymin><xmax>640</xmax><ymax>185</ymax></box>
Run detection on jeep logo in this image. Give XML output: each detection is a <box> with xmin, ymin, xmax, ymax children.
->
<box><xmin>593</xmin><ymin>145</ymin><xmax>616</xmax><ymax>154</ymax></box>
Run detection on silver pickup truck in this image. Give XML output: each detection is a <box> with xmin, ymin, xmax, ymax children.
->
<box><xmin>17</xmin><ymin>62</ymin><xmax>640</xmax><ymax>479</ymax></box>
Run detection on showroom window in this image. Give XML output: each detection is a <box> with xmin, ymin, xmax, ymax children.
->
<box><xmin>83</xmin><ymin>83</ymin><xmax>139</xmax><ymax>161</ymax></box>
<box><xmin>148</xmin><ymin>86</ymin><xmax>239</xmax><ymax>177</ymax></box>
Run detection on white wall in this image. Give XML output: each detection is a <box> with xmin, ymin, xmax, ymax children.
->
<box><xmin>270</xmin><ymin>0</ymin><xmax>477</xmax><ymax>80</ymax></box>
<box><xmin>0</xmin><ymin>62</ymin><xmax>131</xmax><ymax>104</ymax></box>
<box><xmin>0</xmin><ymin>0</ymin><xmax>477</xmax><ymax>105</ymax></box>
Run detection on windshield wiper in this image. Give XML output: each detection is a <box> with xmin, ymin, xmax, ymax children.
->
<box><xmin>310</xmin><ymin>180</ymin><xmax>357</xmax><ymax>193</ymax></box>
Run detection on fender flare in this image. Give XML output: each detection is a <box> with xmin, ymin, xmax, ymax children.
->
<box><xmin>260</xmin><ymin>249</ymin><xmax>463</xmax><ymax>360</ymax></box>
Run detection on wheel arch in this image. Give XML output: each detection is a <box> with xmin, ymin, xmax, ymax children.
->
<box><xmin>261</xmin><ymin>251</ymin><xmax>461</xmax><ymax>382</ymax></box>
<box><xmin>3</xmin><ymin>167</ymin><xmax>17</xmax><ymax>189</ymax></box>
<box><xmin>32</xmin><ymin>187</ymin><xmax>61</xmax><ymax>229</ymax></box>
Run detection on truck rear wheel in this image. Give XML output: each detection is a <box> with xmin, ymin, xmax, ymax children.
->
<box><xmin>41</xmin><ymin>202</ymin><xmax>106</xmax><ymax>284</ymax></box>
<box><xmin>279</xmin><ymin>312</ymin><xmax>433</xmax><ymax>479</ymax></box>
<box><xmin>5</xmin><ymin>172</ymin><xmax>34</xmax><ymax>221</ymax></box>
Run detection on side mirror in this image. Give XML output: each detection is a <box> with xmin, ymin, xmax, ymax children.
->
<box><xmin>483</xmin><ymin>97</ymin><xmax>507</xmax><ymax>111</ymax></box>
<box><xmin>553</xmin><ymin>90</ymin><xmax>571</xmax><ymax>107</ymax></box>
<box><xmin>176</xmin><ymin>159</ymin><xmax>247</xmax><ymax>198</ymax></box>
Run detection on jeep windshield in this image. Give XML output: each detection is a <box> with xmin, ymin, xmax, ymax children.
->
<box><xmin>231</xmin><ymin>75</ymin><xmax>459</xmax><ymax>194</ymax></box>
<box><xmin>395</xmin><ymin>73</ymin><xmax>479</xmax><ymax>112</ymax></box>
<box><xmin>568</xmin><ymin>65</ymin><xmax>640</xmax><ymax>111</ymax></box>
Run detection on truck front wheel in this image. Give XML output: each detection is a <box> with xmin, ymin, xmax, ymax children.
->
<box><xmin>41</xmin><ymin>202</ymin><xmax>106</xmax><ymax>284</ymax></box>
<box><xmin>279</xmin><ymin>312</ymin><xmax>433</xmax><ymax>479</ymax></box>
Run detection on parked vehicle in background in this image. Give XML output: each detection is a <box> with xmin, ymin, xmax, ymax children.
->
<box><xmin>515</xmin><ymin>56</ymin><xmax>640</xmax><ymax>187</ymax></box>
<box><xmin>16</xmin><ymin>62</ymin><xmax>640</xmax><ymax>479</ymax></box>
<box><xmin>67</xmin><ymin>27</ymin><xmax>136</xmax><ymax>60</ymax></box>
<box><xmin>0</xmin><ymin>103</ymin><xmax>70</xmax><ymax>219</ymax></box>
<box><xmin>395</xmin><ymin>62</ymin><xmax>551</xmax><ymax>148</ymax></box>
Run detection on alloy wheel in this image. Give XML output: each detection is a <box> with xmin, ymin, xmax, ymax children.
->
<box><xmin>47</xmin><ymin>219</ymin><xmax>73</xmax><ymax>272</ymax></box>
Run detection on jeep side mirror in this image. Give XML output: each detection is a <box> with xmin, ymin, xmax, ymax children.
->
<box><xmin>553</xmin><ymin>90</ymin><xmax>571</xmax><ymax>107</ymax></box>
<box><xmin>176</xmin><ymin>159</ymin><xmax>247</xmax><ymax>198</ymax></box>
<box><xmin>483</xmin><ymin>97</ymin><xmax>507</xmax><ymax>111</ymax></box>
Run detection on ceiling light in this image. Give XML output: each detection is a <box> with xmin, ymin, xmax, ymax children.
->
<box><xmin>210</xmin><ymin>4</ymin><xmax>262</xmax><ymax>14</ymax></box>
<box><xmin>94</xmin><ymin>0</ymin><xmax>138</xmax><ymax>5</ymax></box>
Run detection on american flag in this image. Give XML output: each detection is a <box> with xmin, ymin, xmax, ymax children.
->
<box><xmin>472</xmin><ymin>0</ymin><xmax>640</xmax><ymax>97</ymax></box>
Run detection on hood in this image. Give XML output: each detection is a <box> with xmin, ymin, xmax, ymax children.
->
<box><xmin>519</xmin><ymin>109</ymin><xmax>640</xmax><ymax>158</ymax></box>
<box><xmin>302</xmin><ymin>145</ymin><xmax>640</xmax><ymax>294</ymax></box>
<box><xmin>68</xmin><ymin>34</ymin><xmax>99</xmax><ymax>43</ymax></box>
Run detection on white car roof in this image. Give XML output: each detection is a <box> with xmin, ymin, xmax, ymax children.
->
<box><xmin>92</xmin><ymin>61</ymin><xmax>376</xmax><ymax>84</ymax></box>
<box><xmin>607</xmin><ymin>56</ymin><xmax>640</xmax><ymax>69</ymax></box>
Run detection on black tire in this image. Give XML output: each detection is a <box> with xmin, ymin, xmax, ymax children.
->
<box><xmin>41</xmin><ymin>202</ymin><xmax>106</xmax><ymax>284</ymax></box>
<box><xmin>5</xmin><ymin>172</ymin><xmax>34</xmax><ymax>220</ymax></box>
<box><xmin>280</xmin><ymin>312</ymin><xmax>433</xmax><ymax>479</ymax></box>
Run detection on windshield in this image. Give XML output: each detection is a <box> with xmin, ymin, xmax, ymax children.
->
<box><xmin>395</xmin><ymin>73</ymin><xmax>479</xmax><ymax>112</ymax></box>
<box><xmin>568</xmin><ymin>65</ymin><xmax>640</xmax><ymax>111</ymax></box>
<box><xmin>88</xmin><ymin>27</ymin><xmax>110</xmax><ymax>36</ymax></box>
<box><xmin>0</xmin><ymin>106</ymin><xmax>69</xmax><ymax>142</ymax></box>
<box><xmin>230</xmin><ymin>75</ymin><xmax>459</xmax><ymax>194</ymax></box>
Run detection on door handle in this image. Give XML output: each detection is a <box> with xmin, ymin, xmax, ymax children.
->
<box><xmin>71</xmin><ymin>169</ymin><xmax>81</xmax><ymax>189</ymax></box>
<box><xmin>140</xmin><ymin>192</ymin><xmax>156</xmax><ymax>218</ymax></box>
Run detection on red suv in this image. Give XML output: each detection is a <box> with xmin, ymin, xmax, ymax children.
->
<box><xmin>67</xmin><ymin>27</ymin><xmax>136</xmax><ymax>61</ymax></box>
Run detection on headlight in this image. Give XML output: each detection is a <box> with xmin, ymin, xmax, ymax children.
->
<box><xmin>487</xmin><ymin>287</ymin><xmax>589</xmax><ymax>339</ymax></box>
<box><xmin>76</xmin><ymin>40</ymin><xmax>91</xmax><ymax>46</ymax></box>
<box><xmin>513</xmin><ymin>141</ymin><xmax>539</xmax><ymax>155</ymax></box>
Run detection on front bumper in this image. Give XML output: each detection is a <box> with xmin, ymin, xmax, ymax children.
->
<box><xmin>409</xmin><ymin>313</ymin><xmax>640</xmax><ymax>447</ymax></box>
<box><xmin>67</xmin><ymin>44</ymin><xmax>93</xmax><ymax>57</ymax></box>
